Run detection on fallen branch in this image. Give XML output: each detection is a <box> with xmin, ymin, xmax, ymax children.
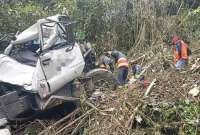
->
<box><xmin>85</xmin><ymin>100</ymin><xmax>124</xmax><ymax>127</ymax></box>
<box><xmin>55</xmin><ymin>109</ymin><xmax>94</xmax><ymax>135</ymax></box>
<box><xmin>125</xmin><ymin>78</ymin><xmax>157</xmax><ymax>129</ymax></box>
<box><xmin>70</xmin><ymin>116</ymin><xmax>87</xmax><ymax>135</ymax></box>
<box><xmin>176</xmin><ymin>2</ymin><xmax>183</xmax><ymax>15</ymax></box>
<box><xmin>144</xmin><ymin>79</ymin><xmax>157</xmax><ymax>97</ymax></box>
<box><xmin>84</xmin><ymin>100</ymin><xmax>108</xmax><ymax>115</ymax></box>
<box><xmin>35</xmin><ymin>120</ymin><xmax>48</xmax><ymax>130</ymax></box>
<box><xmin>38</xmin><ymin>108</ymin><xmax>80</xmax><ymax>135</ymax></box>
<box><xmin>193</xmin><ymin>48</ymin><xmax>200</xmax><ymax>54</ymax></box>
<box><xmin>125</xmin><ymin>104</ymin><xmax>141</xmax><ymax>129</ymax></box>
<box><xmin>129</xmin><ymin>55</ymin><xmax>145</xmax><ymax>64</ymax></box>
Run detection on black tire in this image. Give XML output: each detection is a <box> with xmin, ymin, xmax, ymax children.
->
<box><xmin>85</xmin><ymin>68</ymin><xmax>115</xmax><ymax>95</ymax></box>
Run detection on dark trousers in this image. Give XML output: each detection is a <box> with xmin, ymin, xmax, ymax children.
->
<box><xmin>117</xmin><ymin>66</ymin><xmax>128</xmax><ymax>85</ymax></box>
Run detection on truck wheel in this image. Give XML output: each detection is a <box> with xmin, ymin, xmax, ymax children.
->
<box><xmin>85</xmin><ymin>68</ymin><xmax>115</xmax><ymax>95</ymax></box>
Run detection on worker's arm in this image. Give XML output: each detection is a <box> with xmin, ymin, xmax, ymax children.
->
<box><xmin>106</xmin><ymin>57</ymin><xmax>114</xmax><ymax>72</ymax></box>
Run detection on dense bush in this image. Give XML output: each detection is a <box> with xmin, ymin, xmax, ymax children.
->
<box><xmin>0</xmin><ymin>0</ymin><xmax>199</xmax><ymax>53</ymax></box>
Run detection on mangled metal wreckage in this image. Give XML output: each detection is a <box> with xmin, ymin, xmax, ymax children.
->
<box><xmin>0</xmin><ymin>15</ymin><xmax>114</xmax><ymax>134</ymax></box>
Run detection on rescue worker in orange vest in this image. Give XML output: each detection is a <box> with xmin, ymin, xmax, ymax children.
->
<box><xmin>110</xmin><ymin>50</ymin><xmax>129</xmax><ymax>85</ymax></box>
<box><xmin>98</xmin><ymin>54</ymin><xmax>114</xmax><ymax>72</ymax></box>
<box><xmin>172</xmin><ymin>36</ymin><xmax>191</xmax><ymax>69</ymax></box>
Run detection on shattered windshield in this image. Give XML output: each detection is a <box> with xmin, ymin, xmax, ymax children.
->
<box><xmin>42</xmin><ymin>23</ymin><xmax>56</xmax><ymax>42</ymax></box>
<box><xmin>41</xmin><ymin>17</ymin><xmax>75</xmax><ymax>50</ymax></box>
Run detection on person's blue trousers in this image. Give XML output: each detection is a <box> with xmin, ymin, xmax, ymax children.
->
<box><xmin>175</xmin><ymin>59</ymin><xmax>187</xmax><ymax>69</ymax></box>
<box><xmin>117</xmin><ymin>66</ymin><xmax>128</xmax><ymax>85</ymax></box>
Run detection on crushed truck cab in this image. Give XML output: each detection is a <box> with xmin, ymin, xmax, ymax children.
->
<box><xmin>0</xmin><ymin>15</ymin><xmax>114</xmax><ymax>133</ymax></box>
<box><xmin>3</xmin><ymin>15</ymin><xmax>85</xmax><ymax>98</ymax></box>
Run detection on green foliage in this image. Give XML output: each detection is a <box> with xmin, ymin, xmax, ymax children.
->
<box><xmin>54</xmin><ymin>0</ymin><xmax>77</xmax><ymax>15</ymax></box>
<box><xmin>0</xmin><ymin>1</ymin><xmax>199</xmax><ymax>134</ymax></box>
<box><xmin>142</xmin><ymin>101</ymin><xmax>200</xmax><ymax>135</ymax></box>
<box><xmin>0</xmin><ymin>0</ymin><xmax>199</xmax><ymax>52</ymax></box>
<box><xmin>12</xmin><ymin>2</ymin><xmax>47</xmax><ymax>28</ymax></box>
<box><xmin>178</xmin><ymin>102</ymin><xmax>200</xmax><ymax>135</ymax></box>
<box><xmin>24</xmin><ymin>127</ymin><xmax>37</xmax><ymax>135</ymax></box>
<box><xmin>75</xmin><ymin>30</ymin><xmax>86</xmax><ymax>42</ymax></box>
<box><xmin>185</xmin><ymin>6</ymin><xmax>200</xmax><ymax>40</ymax></box>
<box><xmin>0</xmin><ymin>1</ymin><xmax>48</xmax><ymax>34</ymax></box>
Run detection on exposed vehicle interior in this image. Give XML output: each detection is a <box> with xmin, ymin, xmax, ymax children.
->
<box><xmin>9</xmin><ymin>16</ymin><xmax>76</xmax><ymax>67</ymax></box>
<box><xmin>9</xmin><ymin>40</ymin><xmax>39</xmax><ymax>66</ymax></box>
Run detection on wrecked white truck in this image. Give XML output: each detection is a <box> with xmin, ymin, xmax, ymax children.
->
<box><xmin>0</xmin><ymin>15</ymin><xmax>114</xmax><ymax>134</ymax></box>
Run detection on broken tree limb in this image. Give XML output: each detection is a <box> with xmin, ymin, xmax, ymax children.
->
<box><xmin>126</xmin><ymin>78</ymin><xmax>157</xmax><ymax>129</ymax></box>
<box><xmin>144</xmin><ymin>79</ymin><xmax>157</xmax><ymax>97</ymax></box>
<box><xmin>129</xmin><ymin>55</ymin><xmax>145</xmax><ymax>64</ymax></box>
<box><xmin>125</xmin><ymin>104</ymin><xmax>141</xmax><ymax>129</ymax></box>
<box><xmin>35</xmin><ymin>120</ymin><xmax>47</xmax><ymax>130</ymax></box>
<box><xmin>70</xmin><ymin>116</ymin><xmax>87</xmax><ymax>135</ymax></box>
<box><xmin>55</xmin><ymin>109</ymin><xmax>94</xmax><ymax>135</ymax></box>
<box><xmin>193</xmin><ymin>48</ymin><xmax>200</xmax><ymax>54</ymax></box>
<box><xmin>176</xmin><ymin>2</ymin><xmax>183</xmax><ymax>15</ymax></box>
<box><xmin>38</xmin><ymin>108</ymin><xmax>80</xmax><ymax>135</ymax></box>
<box><xmin>84</xmin><ymin>100</ymin><xmax>108</xmax><ymax>115</ymax></box>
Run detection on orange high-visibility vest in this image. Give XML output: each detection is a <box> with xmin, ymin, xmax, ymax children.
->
<box><xmin>117</xmin><ymin>57</ymin><xmax>129</xmax><ymax>68</ymax></box>
<box><xmin>173</xmin><ymin>40</ymin><xmax>189</xmax><ymax>63</ymax></box>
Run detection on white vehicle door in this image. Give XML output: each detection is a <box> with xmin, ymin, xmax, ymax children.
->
<box><xmin>32</xmin><ymin>20</ymin><xmax>85</xmax><ymax>98</ymax></box>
